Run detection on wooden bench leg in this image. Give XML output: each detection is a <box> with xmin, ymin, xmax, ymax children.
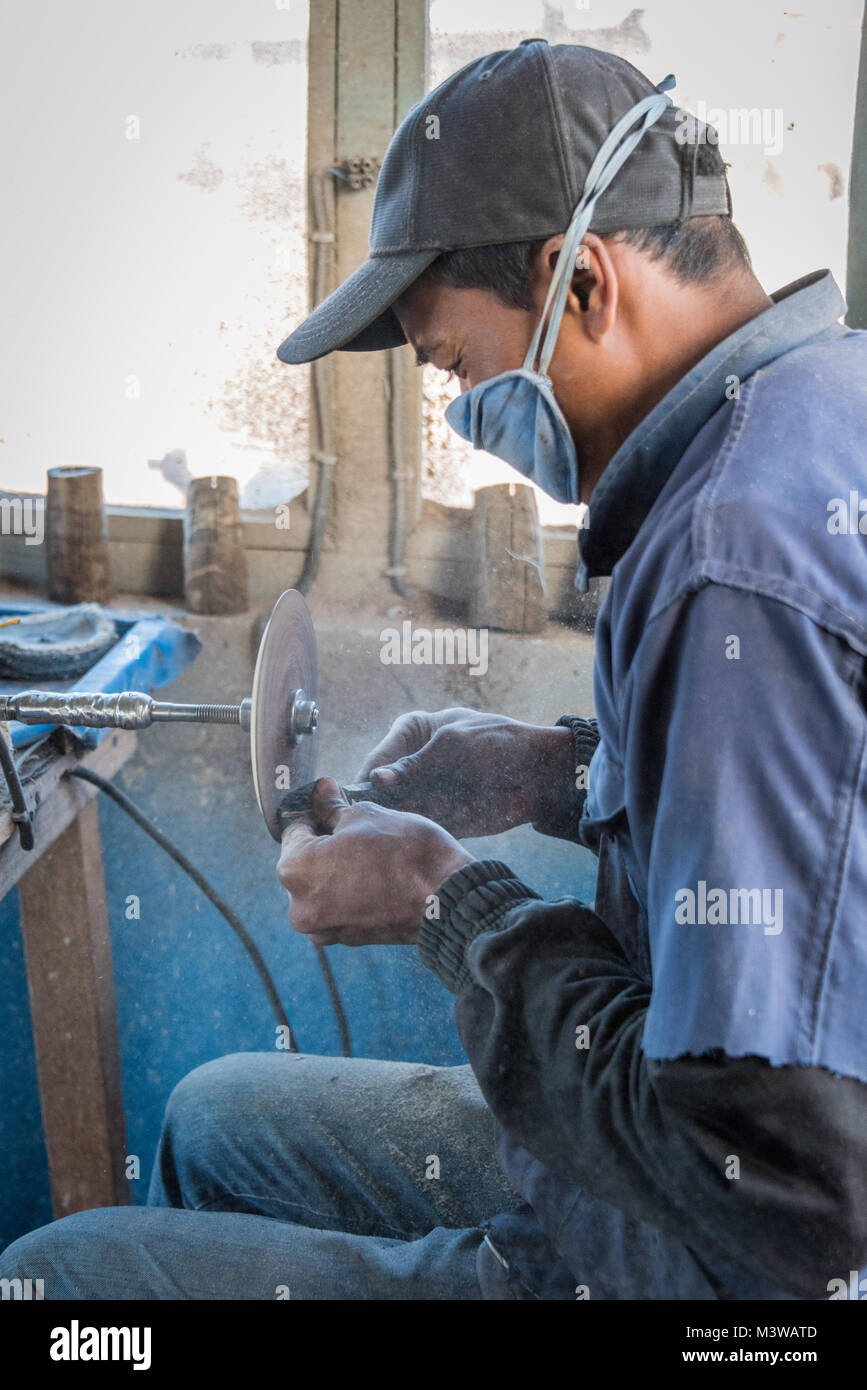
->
<box><xmin>18</xmin><ymin>798</ymin><xmax>130</xmax><ymax>1216</ymax></box>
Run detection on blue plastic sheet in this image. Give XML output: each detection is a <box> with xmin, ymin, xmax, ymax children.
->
<box><xmin>0</xmin><ymin>603</ymin><xmax>202</xmax><ymax>749</ymax></box>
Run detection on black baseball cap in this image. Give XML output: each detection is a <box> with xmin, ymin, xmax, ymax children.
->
<box><xmin>276</xmin><ymin>39</ymin><xmax>730</xmax><ymax>365</ymax></box>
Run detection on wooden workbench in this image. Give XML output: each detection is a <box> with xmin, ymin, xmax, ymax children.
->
<box><xmin>0</xmin><ymin>730</ymin><xmax>135</xmax><ymax>1217</ymax></box>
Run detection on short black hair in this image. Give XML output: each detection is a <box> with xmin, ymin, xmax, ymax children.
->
<box><xmin>426</xmin><ymin>144</ymin><xmax>752</xmax><ymax>308</ymax></box>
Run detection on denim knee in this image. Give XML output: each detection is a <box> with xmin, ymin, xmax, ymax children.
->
<box><xmin>161</xmin><ymin>1053</ymin><xmax>257</xmax><ymax>1141</ymax></box>
<box><xmin>0</xmin><ymin>1211</ymin><xmax>105</xmax><ymax>1295</ymax></box>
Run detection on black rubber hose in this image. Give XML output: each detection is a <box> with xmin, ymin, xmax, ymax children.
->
<box><xmin>0</xmin><ymin>730</ymin><xmax>34</xmax><ymax>850</ymax></box>
<box><xmin>313</xmin><ymin>943</ymin><xmax>353</xmax><ymax>1058</ymax></box>
<box><xmin>71</xmin><ymin>765</ymin><xmax>354</xmax><ymax>1058</ymax></box>
<box><xmin>68</xmin><ymin>765</ymin><xmax>300</xmax><ymax>1050</ymax></box>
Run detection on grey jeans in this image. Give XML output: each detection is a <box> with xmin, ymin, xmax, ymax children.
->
<box><xmin>0</xmin><ymin>1053</ymin><xmax>524</xmax><ymax>1300</ymax></box>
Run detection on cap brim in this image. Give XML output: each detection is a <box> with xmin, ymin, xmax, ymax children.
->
<box><xmin>276</xmin><ymin>249</ymin><xmax>439</xmax><ymax>364</ymax></box>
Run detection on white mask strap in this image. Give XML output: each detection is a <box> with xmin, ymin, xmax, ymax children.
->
<box><xmin>525</xmin><ymin>76</ymin><xmax>676</xmax><ymax>377</ymax></box>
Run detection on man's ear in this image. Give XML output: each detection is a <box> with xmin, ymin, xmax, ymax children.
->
<box><xmin>530</xmin><ymin>233</ymin><xmax>566</xmax><ymax>303</ymax></box>
<box><xmin>530</xmin><ymin>232</ymin><xmax>619</xmax><ymax>343</ymax></box>
<box><xmin>569</xmin><ymin>232</ymin><xmax>618</xmax><ymax>342</ymax></box>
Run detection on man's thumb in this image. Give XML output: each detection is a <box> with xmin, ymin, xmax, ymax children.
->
<box><xmin>311</xmin><ymin>776</ymin><xmax>351</xmax><ymax>833</ymax></box>
<box><xmin>368</xmin><ymin>750</ymin><xmax>424</xmax><ymax>805</ymax></box>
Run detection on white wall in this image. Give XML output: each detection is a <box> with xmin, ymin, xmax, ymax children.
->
<box><xmin>1</xmin><ymin>0</ymin><xmax>309</xmax><ymax>510</ymax></box>
<box><xmin>1</xmin><ymin>0</ymin><xmax>862</xmax><ymax>526</ymax></box>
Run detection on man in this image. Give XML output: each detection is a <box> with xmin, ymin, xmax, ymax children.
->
<box><xmin>2</xmin><ymin>39</ymin><xmax>865</xmax><ymax>1300</ymax></box>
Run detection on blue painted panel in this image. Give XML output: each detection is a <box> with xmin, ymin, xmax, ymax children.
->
<box><xmin>0</xmin><ymin>603</ymin><xmax>202</xmax><ymax>749</ymax></box>
<box><xmin>0</xmin><ymin>776</ymin><xmax>597</xmax><ymax>1248</ymax></box>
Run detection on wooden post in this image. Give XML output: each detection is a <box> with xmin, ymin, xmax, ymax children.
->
<box><xmin>306</xmin><ymin>0</ymin><xmax>426</xmax><ymax>593</ymax></box>
<box><xmin>17</xmin><ymin>798</ymin><xmax>130</xmax><ymax>1215</ymax></box>
<box><xmin>184</xmin><ymin>474</ymin><xmax>249</xmax><ymax>614</ymax></box>
<box><xmin>45</xmin><ymin>466</ymin><xmax>113</xmax><ymax>604</ymax></box>
<box><xmin>469</xmin><ymin>483</ymin><xmax>547</xmax><ymax>633</ymax></box>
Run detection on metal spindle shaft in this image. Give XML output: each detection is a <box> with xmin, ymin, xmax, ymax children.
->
<box><xmin>0</xmin><ymin>688</ymin><xmax>318</xmax><ymax>740</ymax></box>
<box><xmin>0</xmin><ymin>690</ymin><xmax>253</xmax><ymax>731</ymax></box>
<box><xmin>149</xmin><ymin>701</ymin><xmax>245</xmax><ymax>726</ymax></box>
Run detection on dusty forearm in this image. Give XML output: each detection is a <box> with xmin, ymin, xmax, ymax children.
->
<box><xmin>529</xmin><ymin>716</ymin><xmax>599</xmax><ymax>842</ymax></box>
<box><xmin>520</xmin><ymin>724</ymin><xmax>574</xmax><ymax>827</ymax></box>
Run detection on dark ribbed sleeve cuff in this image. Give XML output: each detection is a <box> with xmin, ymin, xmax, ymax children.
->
<box><xmin>418</xmin><ymin>859</ymin><xmax>540</xmax><ymax>995</ymax></box>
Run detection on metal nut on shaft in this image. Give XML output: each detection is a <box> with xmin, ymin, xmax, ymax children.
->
<box><xmin>287</xmin><ymin>690</ymin><xmax>319</xmax><ymax>740</ymax></box>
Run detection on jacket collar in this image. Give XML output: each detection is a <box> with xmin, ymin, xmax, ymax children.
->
<box><xmin>576</xmin><ymin>269</ymin><xmax>848</xmax><ymax>591</ymax></box>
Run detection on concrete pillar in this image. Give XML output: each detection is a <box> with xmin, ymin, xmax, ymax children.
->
<box><xmin>306</xmin><ymin>0</ymin><xmax>427</xmax><ymax>599</ymax></box>
<box><xmin>846</xmin><ymin>4</ymin><xmax>867</xmax><ymax>329</ymax></box>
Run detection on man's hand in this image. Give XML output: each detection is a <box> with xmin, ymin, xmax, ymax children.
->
<box><xmin>357</xmin><ymin>707</ymin><xmax>574</xmax><ymax>838</ymax></box>
<box><xmin>277</xmin><ymin>777</ymin><xmax>473</xmax><ymax>947</ymax></box>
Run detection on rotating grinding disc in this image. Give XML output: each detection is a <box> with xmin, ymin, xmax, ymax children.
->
<box><xmin>250</xmin><ymin>589</ymin><xmax>319</xmax><ymax>840</ymax></box>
